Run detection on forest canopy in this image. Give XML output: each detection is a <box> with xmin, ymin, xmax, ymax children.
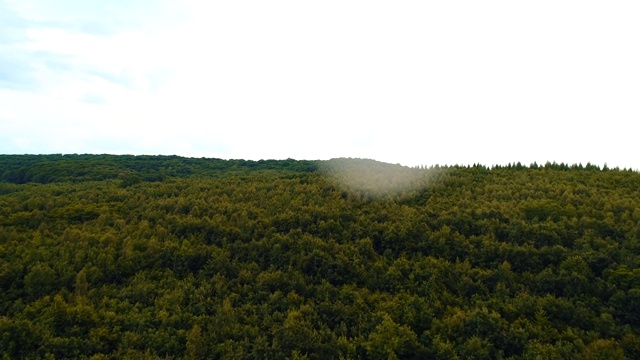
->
<box><xmin>1</xmin><ymin>154</ymin><xmax>639</xmax><ymax>359</ymax></box>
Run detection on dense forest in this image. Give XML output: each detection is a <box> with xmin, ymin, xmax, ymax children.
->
<box><xmin>1</xmin><ymin>154</ymin><xmax>640</xmax><ymax>359</ymax></box>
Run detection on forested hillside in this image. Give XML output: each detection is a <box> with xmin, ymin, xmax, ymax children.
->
<box><xmin>1</xmin><ymin>155</ymin><xmax>640</xmax><ymax>359</ymax></box>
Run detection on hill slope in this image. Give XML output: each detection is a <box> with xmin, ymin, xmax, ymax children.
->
<box><xmin>1</xmin><ymin>155</ymin><xmax>639</xmax><ymax>358</ymax></box>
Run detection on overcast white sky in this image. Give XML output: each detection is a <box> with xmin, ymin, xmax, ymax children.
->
<box><xmin>1</xmin><ymin>1</ymin><xmax>638</xmax><ymax>168</ymax></box>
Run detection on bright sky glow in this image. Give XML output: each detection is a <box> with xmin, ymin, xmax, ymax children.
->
<box><xmin>1</xmin><ymin>1</ymin><xmax>639</xmax><ymax>168</ymax></box>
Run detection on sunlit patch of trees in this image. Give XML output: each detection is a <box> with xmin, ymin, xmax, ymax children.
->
<box><xmin>0</xmin><ymin>155</ymin><xmax>639</xmax><ymax>358</ymax></box>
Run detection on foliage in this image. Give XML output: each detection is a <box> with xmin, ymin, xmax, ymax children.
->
<box><xmin>0</xmin><ymin>155</ymin><xmax>639</xmax><ymax>358</ymax></box>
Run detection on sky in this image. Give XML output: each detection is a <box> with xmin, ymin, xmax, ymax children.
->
<box><xmin>1</xmin><ymin>1</ymin><xmax>639</xmax><ymax>169</ymax></box>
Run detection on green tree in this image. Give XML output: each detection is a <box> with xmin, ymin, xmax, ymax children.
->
<box><xmin>364</xmin><ymin>314</ymin><xmax>421</xmax><ymax>360</ymax></box>
<box><xmin>582</xmin><ymin>339</ymin><xmax>625</xmax><ymax>360</ymax></box>
<box><xmin>74</xmin><ymin>268</ymin><xmax>89</xmax><ymax>298</ymax></box>
<box><xmin>185</xmin><ymin>324</ymin><xmax>206</xmax><ymax>359</ymax></box>
<box><xmin>24</xmin><ymin>262</ymin><xmax>57</xmax><ymax>299</ymax></box>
